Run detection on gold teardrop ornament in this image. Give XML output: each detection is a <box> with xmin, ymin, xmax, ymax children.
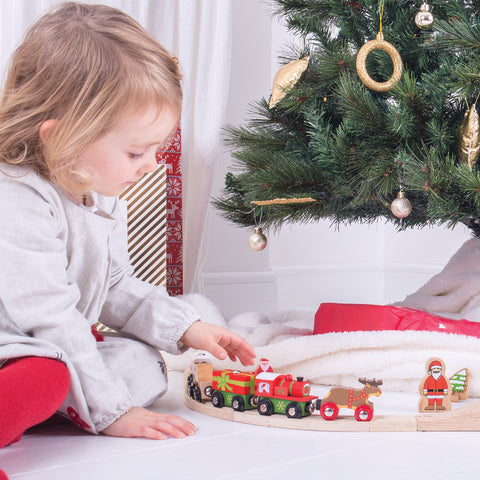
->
<box><xmin>458</xmin><ymin>105</ymin><xmax>480</xmax><ymax>169</ymax></box>
<box><xmin>269</xmin><ymin>57</ymin><xmax>309</xmax><ymax>108</ymax></box>
<box><xmin>356</xmin><ymin>33</ymin><xmax>403</xmax><ymax>92</ymax></box>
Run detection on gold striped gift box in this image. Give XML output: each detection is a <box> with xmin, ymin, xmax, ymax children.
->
<box><xmin>95</xmin><ymin>165</ymin><xmax>167</xmax><ymax>333</ymax></box>
<box><xmin>120</xmin><ymin>165</ymin><xmax>167</xmax><ymax>286</ymax></box>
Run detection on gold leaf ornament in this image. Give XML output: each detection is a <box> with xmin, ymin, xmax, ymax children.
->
<box><xmin>269</xmin><ymin>57</ymin><xmax>309</xmax><ymax>108</ymax></box>
<box><xmin>356</xmin><ymin>32</ymin><xmax>403</xmax><ymax>92</ymax></box>
<box><xmin>458</xmin><ymin>105</ymin><xmax>480</xmax><ymax>169</ymax></box>
<box><xmin>250</xmin><ymin>197</ymin><xmax>316</xmax><ymax>206</ymax></box>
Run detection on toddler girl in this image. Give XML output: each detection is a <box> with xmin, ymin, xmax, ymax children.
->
<box><xmin>0</xmin><ymin>0</ymin><xmax>255</xmax><ymax>461</ymax></box>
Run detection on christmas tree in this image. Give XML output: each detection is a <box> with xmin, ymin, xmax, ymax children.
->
<box><xmin>215</xmin><ymin>0</ymin><xmax>480</xmax><ymax>238</ymax></box>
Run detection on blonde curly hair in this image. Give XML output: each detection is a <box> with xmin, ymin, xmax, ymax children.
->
<box><xmin>0</xmin><ymin>2</ymin><xmax>182</xmax><ymax>198</ymax></box>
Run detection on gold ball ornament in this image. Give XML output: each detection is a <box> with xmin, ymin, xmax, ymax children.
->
<box><xmin>269</xmin><ymin>57</ymin><xmax>309</xmax><ymax>108</ymax></box>
<box><xmin>415</xmin><ymin>2</ymin><xmax>434</xmax><ymax>29</ymax></box>
<box><xmin>356</xmin><ymin>33</ymin><xmax>403</xmax><ymax>92</ymax></box>
<box><xmin>458</xmin><ymin>105</ymin><xmax>480</xmax><ymax>169</ymax></box>
<box><xmin>248</xmin><ymin>227</ymin><xmax>268</xmax><ymax>251</ymax></box>
<box><xmin>391</xmin><ymin>190</ymin><xmax>412</xmax><ymax>218</ymax></box>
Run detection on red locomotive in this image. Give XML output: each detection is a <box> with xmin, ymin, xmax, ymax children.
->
<box><xmin>253</xmin><ymin>371</ymin><xmax>317</xmax><ymax>418</ymax></box>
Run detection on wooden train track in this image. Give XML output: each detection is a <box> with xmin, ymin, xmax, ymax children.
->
<box><xmin>184</xmin><ymin>371</ymin><xmax>480</xmax><ymax>432</ymax></box>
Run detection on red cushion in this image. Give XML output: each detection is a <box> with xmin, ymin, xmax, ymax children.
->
<box><xmin>314</xmin><ymin>303</ymin><xmax>480</xmax><ymax>339</ymax></box>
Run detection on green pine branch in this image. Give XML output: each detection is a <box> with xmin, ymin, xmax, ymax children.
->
<box><xmin>215</xmin><ymin>0</ymin><xmax>480</xmax><ymax>236</ymax></box>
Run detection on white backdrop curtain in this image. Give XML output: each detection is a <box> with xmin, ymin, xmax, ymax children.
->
<box><xmin>0</xmin><ymin>0</ymin><xmax>232</xmax><ymax>294</ymax></box>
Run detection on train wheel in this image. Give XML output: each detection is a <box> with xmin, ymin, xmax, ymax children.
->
<box><xmin>305</xmin><ymin>401</ymin><xmax>315</xmax><ymax>415</ymax></box>
<box><xmin>204</xmin><ymin>385</ymin><xmax>212</xmax><ymax>398</ymax></box>
<box><xmin>320</xmin><ymin>402</ymin><xmax>339</xmax><ymax>421</ymax></box>
<box><xmin>354</xmin><ymin>405</ymin><xmax>373</xmax><ymax>422</ymax></box>
<box><xmin>232</xmin><ymin>396</ymin><xmax>245</xmax><ymax>412</ymax></box>
<box><xmin>257</xmin><ymin>398</ymin><xmax>274</xmax><ymax>416</ymax></box>
<box><xmin>187</xmin><ymin>374</ymin><xmax>195</xmax><ymax>398</ymax></box>
<box><xmin>286</xmin><ymin>402</ymin><xmax>302</xmax><ymax>419</ymax></box>
<box><xmin>193</xmin><ymin>386</ymin><xmax>202</xmax><ymax>402</ymax></box>
<box><xmin>211</xmin><ymin>391</ymin><xmax>224</xmax><ymax>408</ymax></box>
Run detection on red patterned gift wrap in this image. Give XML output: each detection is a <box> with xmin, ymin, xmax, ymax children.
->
<box><xmin>156</xmin><ymin>126</ymin><xmax>183</xmax><ymax>296</ymax></box>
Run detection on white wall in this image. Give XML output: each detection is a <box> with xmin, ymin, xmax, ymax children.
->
<box><xmin>200</xmin><ymin>0</ymin><xmax>278</xmax><ymax>318</ymax></box>
<box><xmin>200</xmin><ymin>0</ymin><xmax>473</xmax><ymax>318</ymax></box>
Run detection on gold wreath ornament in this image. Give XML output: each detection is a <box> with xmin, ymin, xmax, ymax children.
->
<box><xmin>269</xmin><ymin>57</ymin><xmax>309</xmax><ymax>108</ymax></box>
<box><xmin>356</xmin><ymin>32</ymin><xmax>403</xmax><ymax>92</ymax></box>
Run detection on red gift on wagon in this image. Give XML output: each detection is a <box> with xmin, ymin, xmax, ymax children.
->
<box><xmin>212</xmin><ymin>370</ymin><xmax>256</xmax><ymax>396</ymax></box>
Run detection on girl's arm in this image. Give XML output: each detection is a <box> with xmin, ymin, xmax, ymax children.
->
<box><xmin>97</xmin><ymin>197</ymin><xmax>199</xmax><ymax>354</ymax></box>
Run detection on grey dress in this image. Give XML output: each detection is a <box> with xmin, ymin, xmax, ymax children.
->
<box><xmin>0</xmin><ymin>164</ymin><xmax>198</xmax><ymax>432</ymax></box>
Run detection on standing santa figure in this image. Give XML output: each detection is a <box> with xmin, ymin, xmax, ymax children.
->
<box><xmin>420</xmin><ymin>358</ymin><xmax>451</xmax><ymax>412</ymax></box>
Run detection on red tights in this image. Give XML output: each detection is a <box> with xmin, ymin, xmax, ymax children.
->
<box><xmin>0</xmin><ymin>357</ymin><xmax>70</xmax><ymax>449</ymax></box>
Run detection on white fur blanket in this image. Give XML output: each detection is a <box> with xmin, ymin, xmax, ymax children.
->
<box><xmin>166</xmin><ymin>238</ymin><xmax>480</xmax><ymax>397</ymax></box>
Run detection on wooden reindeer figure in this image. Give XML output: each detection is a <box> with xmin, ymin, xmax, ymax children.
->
<box><xmin>318</xmin><ymin>378</ymin><xmax>383</xmax><ymax>422</ymax></box>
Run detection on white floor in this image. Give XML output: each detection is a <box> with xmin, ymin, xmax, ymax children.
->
<box><xmin>2</xmin><ymin>372</ymin><xmax>480</xmax><ymax>480</ymax></box>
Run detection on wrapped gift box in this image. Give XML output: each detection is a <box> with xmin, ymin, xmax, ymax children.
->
<box><xmin>212</xmin><ymin>370</ymin><xmax>255</xmax><ymax>395</ymax></box>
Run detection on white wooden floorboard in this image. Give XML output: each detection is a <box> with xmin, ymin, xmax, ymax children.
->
<box><xmin>2</xmin><ymin>372</ymin><xmax>480</xmax><ymax>479</ymax></box>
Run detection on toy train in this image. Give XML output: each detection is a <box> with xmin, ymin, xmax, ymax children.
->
<box><xmin>186</xmin><ymin>354</ymin><xmax>382</xmax><ymax>422</ymax></box>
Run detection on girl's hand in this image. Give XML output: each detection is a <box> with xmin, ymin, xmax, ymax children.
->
<box><xmin>180</xmin><ymin>321</ymin><xmax>256</xmax><ymax>366</ymax></box>
<box><xmin>102</xmin><ymin>407</ymin><xmax>197</xmax><ymax>440</ymax></box>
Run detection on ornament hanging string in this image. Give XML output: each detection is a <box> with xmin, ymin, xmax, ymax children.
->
<box><xmin>254</xmin><ymin>204</ymin><xmax>263</xmax><ymax>228</ymax></box>
<box><xmin>378</xmin><ymin>0</ymin><xmax>385</xmax><ymax>35</ymax></box>
<box><xmin>238</xmin><ymin>204</ymin><xmax>262</xmax><ymax>226</ymax></box>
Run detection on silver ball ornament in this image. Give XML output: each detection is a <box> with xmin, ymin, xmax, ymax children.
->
<box><xmin>248</xmin><ymin>227</ymin><xmax>267</xmax><ymax>251</ymax></box>
<box><xmin>391</xmin><ymin>190</ymin><xmax>412</xmax><ymax>218</ymax></box>
<box><xmin>415</xmin><ymin>2</ymin><xmax>434</xmax><ymax>29</ymax></box>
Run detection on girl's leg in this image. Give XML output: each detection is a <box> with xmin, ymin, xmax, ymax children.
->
<box><xmin>98</xmin><ymin>334</ymin><xmax>168</xmax><ymax>407</ymax></box>
<box><xmin>0</xmin><ymin>356</ymin><xmax>70</xmax><ymax>449</ymax></box>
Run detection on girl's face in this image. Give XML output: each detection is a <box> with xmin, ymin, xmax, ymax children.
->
<box><xmin>74</xmin><ymin>106</ymin><xmax>178</xmax><ymax>197</ymax></box>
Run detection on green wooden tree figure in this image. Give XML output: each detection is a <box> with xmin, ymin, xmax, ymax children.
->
<box><xmin>449</xmin><ymin>368</ymin><xmax>470</xmax><ymax>401</ymax></box>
